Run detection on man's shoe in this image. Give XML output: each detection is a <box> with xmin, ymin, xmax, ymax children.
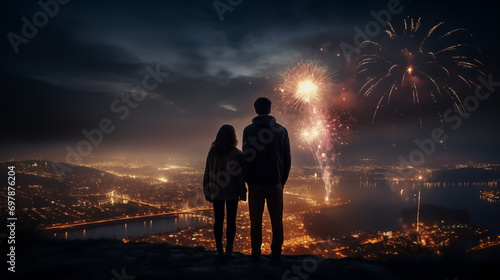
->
<box><xmin>225</xmin><ymin>244</ymin><xmax>233</xmax><ymax>257</ymax></box>
<box><xmin>271</xmin><ymin>252</ymin><xmax>281</xmax><ymax>261</ymax></box>
<box><xmin>252</xmin><ymin>253</ymin><xmax>261</xmax><ymax>261</ymax></box>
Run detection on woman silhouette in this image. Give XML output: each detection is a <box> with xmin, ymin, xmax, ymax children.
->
<box><xmin>203</xmin><ymin>124</ymin><xmax>247</xmax><ymax>258</ymax></box>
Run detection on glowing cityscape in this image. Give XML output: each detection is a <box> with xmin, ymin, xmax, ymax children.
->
<box><xmin>2</xmin><ymin>159</ymin><xmax>499</xmax><ymax>261</ymax></box>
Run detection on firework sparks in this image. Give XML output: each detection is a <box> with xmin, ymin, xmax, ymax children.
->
<box><xmin>278</xmin><ymin>60</ymin><xmax>354</xmax><ymax>202</ymax></box>
<box><xmin>296</xmin><ymin>80</ymin><xmax>319</xmax><ymax>103</ymax></box>
<box><xmin>277</xmin><ymin>60</ymin><xmax>333</xmax><ymax>113</ymax></box>
<box><xmin>356</xmin><ymin>17</ymin><xmax>484</xmax><ymax>125</ymax></box>
<box><xmin>295</xmin><ymin>106</ymin><xmax>353</xmax><ymax>202</ymax></box>
<box><xmin>295</xmin><ymin>106</ymin><xmax>353</xmax><ymax>153</ymax></box>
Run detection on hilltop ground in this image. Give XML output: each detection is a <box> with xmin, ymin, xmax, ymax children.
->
<box><xmin>2</xmin><ymin>232</ymin><xmax>499</xmax><ymax>280</ymax></box>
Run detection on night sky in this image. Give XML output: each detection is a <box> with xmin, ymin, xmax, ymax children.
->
<box><xmin>1</xmin><ymin>0</ymin><xmax>499</xmax><ymax>166</ymax></box>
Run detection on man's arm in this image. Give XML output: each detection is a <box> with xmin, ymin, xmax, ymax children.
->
<box><xmin>242</xmin><ymin>127</ymin><xmax>251</xmax><ymax>183</ymax></box>
<box><xmin>282</xmin><ymin>129</ymin><xmax>291</xmax><ymax>186</ymax></box>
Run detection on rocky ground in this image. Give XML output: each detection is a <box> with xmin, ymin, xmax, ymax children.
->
<box><xmin>2</xmin><ymin>233</ymin><xmax>499</xmax><ymax>280</ymax></box>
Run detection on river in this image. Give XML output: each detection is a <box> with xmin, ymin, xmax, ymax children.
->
<box><xmin>306</xmin><ymin>178</ymin><xmax>500</xmax><ymax>238</ymax></box>
<box><xmin>48</xmin><ymin>213</ymin><xmax>210</xmax><ymax>240</ymax></box>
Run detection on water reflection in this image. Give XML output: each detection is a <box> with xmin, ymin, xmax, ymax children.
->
<box><xmin>308</xmin><ymin>179</ymin><xmax>500</xmax><ymax>238</ymax></box>
<box><xmin>50</xmin><ymin>214</ymin><xmax>208</xmax><ymax>241</ymax></box>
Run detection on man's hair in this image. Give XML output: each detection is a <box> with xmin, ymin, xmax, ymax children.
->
<box><xmin>254</xmin><ymin>97</ymin><xmax>271</xmax><ymax>115</ymax></box>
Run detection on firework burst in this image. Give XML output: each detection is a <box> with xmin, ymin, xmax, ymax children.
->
<box><xmin>277</xmin><ymin>60</ymin><xmax>334</xmax><ymax>113</ymax></box>
<box><xmin>277</xmin><ymin>60</ymin><xmax>354</xmax><ymax>202</ymax></box>
<box><xmin>295</xmin><ymin>106</ymin><xmax>353</xmax><ymax>156</ymax></box>
<box><xmin>355</xmin><ymin>17</ymin><xmax>484</xmax><ymax>125</ymax></box>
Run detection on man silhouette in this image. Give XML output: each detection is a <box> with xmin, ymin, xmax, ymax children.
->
<box><xmin>243</xmin><ymin>97</ymin><xmax>291</xmax><ymax>260</ymax></box>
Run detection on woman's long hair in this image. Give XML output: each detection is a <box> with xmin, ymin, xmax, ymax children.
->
<box><xmin>210</xmin><ymin>124</ymin><xmax>237</xmax><ymax>156</ymax></box>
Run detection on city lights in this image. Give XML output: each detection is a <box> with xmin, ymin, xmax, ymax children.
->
<box><xmin>3</xmin><ymin>159</ymin><xmax>498</xmax><ymax>260</ymax></box>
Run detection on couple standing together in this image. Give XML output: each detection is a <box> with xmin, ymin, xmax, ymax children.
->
<box><xmin>203</xmin><ymin>97</ymin><xmax>292</xmax><ymax>261</ymax></box>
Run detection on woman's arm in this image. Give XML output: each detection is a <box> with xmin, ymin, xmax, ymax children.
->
<box><xmin>203</xmin><ymin>152</ymin><xmax>212</xmax><ymax>202</ymax></box>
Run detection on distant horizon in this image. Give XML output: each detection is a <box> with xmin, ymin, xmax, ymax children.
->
<box><xmin>3</xmin><ymin>157</ymin><xmax>500</xmax><ymax>173</ymax></box>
